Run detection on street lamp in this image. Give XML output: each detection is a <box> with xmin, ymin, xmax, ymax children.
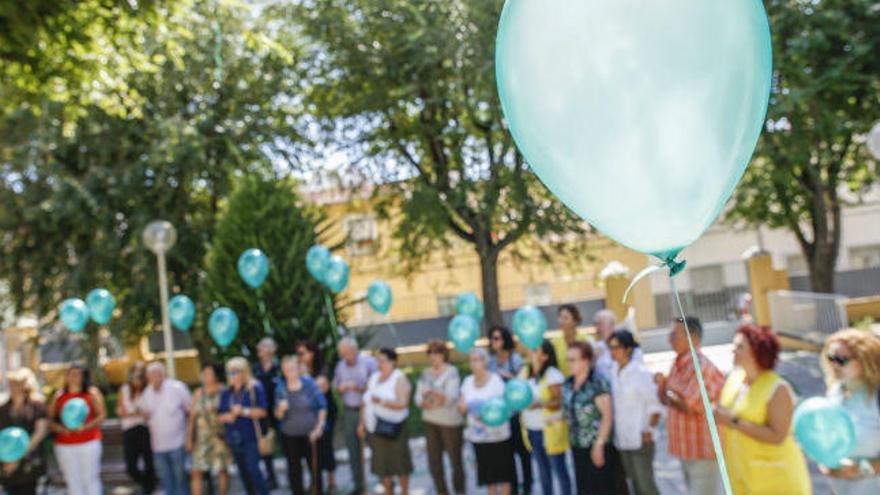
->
<box><xmin>143</xmin><ymin>220</ymin><xmax>178</xmax><ymax>379</ymax></box>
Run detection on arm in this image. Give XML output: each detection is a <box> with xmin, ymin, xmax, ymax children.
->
<box><xmin>435</xmin><ymin>369</ymin><xmax>461</xmax><ymax>408</ymax></box>
<box><xmin>185</xmin><ymin>391</ymin><xmax>199</xmax><ymax>452</ymax></box>
<box><xmin>716</xmin><ymin>383</ymin><xmax>793</xmax><ymax>445</ymax></box>
<box><xmin>245</xmin><ymin>384</ymin><xmax>267</xmax><ymax>420</ymax></box>
<box><xmin>310</xmin><ymin>409</ymin><xmax>327</xmax><ymax>442</ymax></box>
<box><xmin>545</xmin><ymin>383</ymin><xmax>563</xmax><ymax>411</ymax></box>
<box><xmin>591</xmin><ymin>393</ymin><xmax>613</xmax><ymax>467</ymax></box>
<box><xmin>116</xmin><ymin>385</ymin><xmax>127</xmax><ymax>418</ymax></box>
<box><xmin>27</xmin><ymin>417</ymin><xmax>48</xmax><ymax>456</ymax></box>
<box><xmin>47</xmin><ymin>392</ymin><xmax>66</xmax><ymax>434</ymax></box>
<box><xmin>80</xmin><ymin>388</ymin><xmax>107</xmax><ymax>431</ymax></box>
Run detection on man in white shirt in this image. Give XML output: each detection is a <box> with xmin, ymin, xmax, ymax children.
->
<box><xmin>137</xmin><ymin>362</ymin><xmax>192</xmax><ymax>495</ymax></box>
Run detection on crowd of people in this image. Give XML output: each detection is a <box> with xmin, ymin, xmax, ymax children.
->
<box><xmin>0</xmin><ymin>308</ymin><xmax>878</xmax><ymax>495</ymax></box>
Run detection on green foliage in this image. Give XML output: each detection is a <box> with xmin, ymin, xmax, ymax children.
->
<box><xmin>729</xmin><ymin>0</ymin><xmax>880</xmax><ymax>292</ymax></box>
<box><xmin>289</xmin><ymin>0</ymin><xmax>589</xmax><ymax>326</ymax></box>
<box><xmin>200</xmin><ymin>175</ymin><xmax>339</xmax><ymax>359</ymax></box>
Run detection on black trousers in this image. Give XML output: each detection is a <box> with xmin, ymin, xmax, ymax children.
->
<box><xmin>3</xmin><ymin>481</ymin><xmax>37</xmax><ymax>495</ymax></box>
<box><xmin>510</xmin><ymin>414</ymin><xmax>533</xmax><ymax>494</ymax></box>
<box><xmin>281</xmin><ymin>434</ymin><xmax>323</xmax><ymax>495</ymax></box>
<box><xmin>123</xmin><ymin>425</ymin><xmax>158</xmax><ymax>494</ymax></box>
<box><xmin>571</xmin><ymin>443</ymin><xmax>628</xmax><ymax>495</ymax></box>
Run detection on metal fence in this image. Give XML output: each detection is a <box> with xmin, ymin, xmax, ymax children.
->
<box><xmin>767</xmin><ymin>290</ymin><xmax>849</xmax><ymax>344</ymax></box>
<box><xmin>653</xmin><ymin>286</ymin><xmax>748</xmax><ymax>326</ymax></box>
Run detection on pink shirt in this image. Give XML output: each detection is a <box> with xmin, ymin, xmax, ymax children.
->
<box><xmin>137</xmin><ymin>379</ymin><xmax>192</xmax><ymax>453</ymax></box>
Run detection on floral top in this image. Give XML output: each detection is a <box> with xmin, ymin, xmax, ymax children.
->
<box><xmin>562</xmin><ymin>371</ymin><xmax>610</xmax><ymax>449</ymax></box>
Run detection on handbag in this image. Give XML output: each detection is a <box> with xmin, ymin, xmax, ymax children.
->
<box><xmin>248</xmin><ymin>386</ymin><xmax>276</xmax><ymax>456</ymax></box>
<box><xmin>373</xmin><ymin>417</ymin><xmax>404</xmax><ymax>439</ymax></box>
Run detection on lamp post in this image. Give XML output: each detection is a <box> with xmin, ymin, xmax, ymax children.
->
<box><xmin>143</xmin><ymin>220</ymin><xmax>178</xmax><ymax>379</ymax></box>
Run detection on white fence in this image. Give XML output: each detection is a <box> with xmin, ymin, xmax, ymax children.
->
<box><xmin>767</xmin><ymin>290</ymin><xmax>849</xmax><ymax>343</ymax></box>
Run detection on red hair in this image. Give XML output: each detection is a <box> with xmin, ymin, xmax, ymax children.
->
<box><xmin>736</xmin><ymin>323</ymin><xmax>780</xmax><ymax>370</ymax></box>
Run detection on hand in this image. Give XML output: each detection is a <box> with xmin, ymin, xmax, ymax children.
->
<box><xmin>276</xmin><ymin>401</ymin><xmax>289</xmax><ymax>417</ymax></box>
<box><xmin>654</xmin><ymin>373</ymin><xmax>666</xmax><ymax>387</ymax></box>
<box><xmin>185</xmin><ymin>438</ymin><xmax>193</xmax><ymax>454</ymax></box>
<box><xmin>230</xmin><ymin>404</ymin><xmax>243</xmax><ymax>417</ymax></box>
<box><xmin>309</xmin><ymin>427</ymin><xmax>323</xmax><ymax>443</ymax></box>
<box><xmin>713</xmin><ymin>406</ymin><xmax>734</xmax><ymax>426</ymax></box>
<box><xmin>356</xmin><ymin>423</ymin><xmax>366</xmax><ymax>440</ymax></box>
<box><xmin>591</xmin><ymin>442</ymin><xmax>605</xmax><ymax>468</ymax></box>
<box><xmin>820</xmin><ymin>459</ymin><xmax>860</xmax><ymax>480</ymax></box>
<box><xmin>372</xmin><ymin>396</ymin><xmax>382</xmax><ymax>405</ymax></box>
<box><xmin>3</xmin><ymin>461</ymin><xmax>19</xmax><ymax>475</ymax></box>
<box><xmin>642</xmin><ymin>430</ymin><xmax>654</xmax><ymax>445</ymax></box>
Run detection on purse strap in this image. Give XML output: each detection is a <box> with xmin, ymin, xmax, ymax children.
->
<box><xmin>247</xmin><ymin>385</ymin><xmax>265</xmax><ymax>441</ymax></box>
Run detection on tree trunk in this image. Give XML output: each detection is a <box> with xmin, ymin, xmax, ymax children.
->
<box><xmin>478</xmin><ymin>247</ymin><xmax>503</xmax><ymax>332</ymax></box>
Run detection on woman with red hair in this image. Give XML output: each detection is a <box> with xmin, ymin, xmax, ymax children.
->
<box><xmin>713</xmin><ymin>324</ymin><xmax>811</xmax><ymax>494</ymax></box>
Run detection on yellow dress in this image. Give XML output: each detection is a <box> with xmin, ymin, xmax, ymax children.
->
<box><xmin>719</xmin><ymin>369</ymin><xmax>812</xmax><ymax>495</ymax></box>
<box><xmin>551</xmin><ymin>333</ymin><xmax>589</xmax><ymax>376</ymax></box>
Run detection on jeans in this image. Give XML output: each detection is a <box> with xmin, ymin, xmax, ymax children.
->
<box><xmin>230</xmin><ymin>440</ymin><xmax>269</xmax><ymax>495</ymax></box>
<box><xmin>123</xmin><ymin>425</ymin><xmax>158</xmax><ymax>494</ymax></box>
<box><xmin>527</xmin><ymin>429</ymin><xmax>571</xmax><ymax>495</ymax></box>
<box><xmin>154</xmin><ymin>447</ymin><xmax>190</xmax><ymax>495</ymax></box>
<box><xmin>423</xmin><ymin>422</ymin><xmax>465</xmax><ymax>495</ymax></box>
<box><xmin>343</xmin><ymin>407</ymin><xmax>365</xmax><ymax>492</ymax></box>
<box><xmin>281</xmin><ymin>434</ymin><xmax>322</xmax><ymax>495</ymax></box>
<box><xmin>680</xmin><ymin>459</ymin><xmax>720</xmax><ymax>495</ymax></box>
<box><xmin>619</xmin><ymin>444</ymin><xmax>660</xmax><ymax>495</ymax></box>
<box><xmin>55</xmin><ymin>440</ymin><xmax>103</xmax><ymax>495</ymax></box>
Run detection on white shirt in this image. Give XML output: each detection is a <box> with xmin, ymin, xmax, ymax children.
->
<box><xmin>363</xmin><ymin>369</ymin><xmax>409</xmax><ymax>433</ymax></box>
<box><xmin>119</xmin><ymin>384</ymin><xmax>146</xmax><ymax>431</ymax></box>
<box><xmin>137</xmin><ymin>379</ymin><xmax>192</xmax><ymax>453</ymax></box>
<box><xmin>521</xmin><ymin>367</ymin><xmax>564</xmax><ymax>431</ymax></box>
<box><xmin>610</xmin><ymin>358</ymin><xmax>663</xmax><ymax>450</ymax></box>
<box><xmin>595</xmin><ymin>340</ymin><xmax>643</xmax><ymax>381</ymax></box>
<box><xmin>461</xmin><ymin>373</ymin><xmax>509</xmax><ymax>443</ymax></box>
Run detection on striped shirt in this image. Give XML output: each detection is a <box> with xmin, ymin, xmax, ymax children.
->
<box><xmin>665</xmin><ymin>351</ymin><xmax>725</xmax><ymax>460</ymax></box>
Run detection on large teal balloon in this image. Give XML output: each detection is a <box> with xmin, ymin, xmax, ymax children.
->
<box><xmin>305</xmin><ymin>244</ymin><xmax>331</xmax><ymax>283</ymax></box>
<box><xmin>61</xmin><ymin>397</ymin><xmax>90</xmax><ymax>430</ymax></box>
<box><xmin>513</xmin><ymin>306</ymin><xmax>547</xmax><ymax>350</ymax></box>
<box><xmin>0</xmin><ymin>427</ymin><xmax>30</xmax><ymax>463</ymax></box>
<box><xmin>496</xmin><ymin>0</ymin><xmax>772</xmax><ymax>259</ymax></box>
<box><xmin>793</xmin><ymin>397</ymin><xmax>856</xmax><ymax>468</ymax></box>
<box><xmin>60</xmin><ymin>298</ymin><xmax>89</xmax><ymax>333</ymax></box>
<box><xmin>455</xmin><ymin>292</ymin><xmax>484</xmax><ymax>321</ymax></box>
<box><xmin>479</xmin><ymin>397</ymin><xmax>511</xmax><ymax>427</ymax></box>
<box><xmin>323</xmin><ymin>256</ymin><xmax>350</xmax><ymax>293</ymax></box>
<box><xmin>448</xmin><ymin>314</ymin><xmax>479</xmax><ymax>353</ymax></box>
<box><xmin>86</xmin><ymin>288</ymin><xmax>116</xmax><ymax>325</ymax></box>
<box><xmin>237</xmin><ymin>248</ymin><xmax>270</xmax><ymax>289</ymax></box>
<box><xmin>169</xmin><ymin>294</ymin><xmax>196</xmax><ymax>331</ymax></box>
<box><xmin>209</xmin><ymin>307</ymin><xmax>239</xmax><ymax>348</ymax></box>
<box><xmin>504</xmin><ymin>378</ymin><xmax>534</xmax><ymax>412</ymax></box>
<box><xmin>367</xmin><ymin>280</ymin><xmax>393</xmax><ymax>315</ymax></box>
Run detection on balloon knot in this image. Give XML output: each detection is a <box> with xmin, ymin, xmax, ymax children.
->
<box><xmin>664</xmin><ymin>257</ymin><xmax>687</xmax><ymax>277</ymax></box>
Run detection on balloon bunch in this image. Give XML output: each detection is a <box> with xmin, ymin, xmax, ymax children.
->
<box><xmin>59</xmin><ymin>288</ymin><xmax>117</xmax><ymax>332</ymax></box>
<box><xmin>306</xmin><ymin>244</ymin><xmax>349</xmax><ymax>293</ymax></box>
<box><xmin>447</xmin><ymin>292</ymin><xmax>483</xmax><ymax>353</ymax></box>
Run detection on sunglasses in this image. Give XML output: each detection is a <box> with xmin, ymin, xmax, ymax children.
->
<box><xmin>826</xmin><ymin>354</ymin><xmax>852</xmax><ymax>367</ymax></box>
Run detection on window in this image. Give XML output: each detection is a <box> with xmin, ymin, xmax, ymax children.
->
<box><xmin>344</xmin><ymin>214</ymin><xmax>378</xmax><ymax>256</ymax></box>
<box><xmin>849</xmin><ymin>244</ymin><xmax>880</xmax><ymax>269</ymax></box>
<box><xmin>689</xmin><ymin>264</ymin><xmax>725</xmax><ymax>294</ymax></box>
<box><xmin>785</xmin><ymin>253</ymin><xmax>808</xmax><ymax>274</ymax></box>
<box><xmin>524</xmin><ymin>283</ymin><xmax>551</xmax><ymax>306</ymax></box>
<box><xmin>437</xmin><ymin>295</ymin><xmax>457</xmax><ymax>317</ymax></box>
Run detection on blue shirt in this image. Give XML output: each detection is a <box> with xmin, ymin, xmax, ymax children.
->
<box><xmin>218</xmin><ymin>381</ymin><xmax>268</xmax><ymax>446</ymax></box>
<box><xmin>488</xmin><ymin>352</ymin><xmax>524</xmax><ymax>381</ymax></box>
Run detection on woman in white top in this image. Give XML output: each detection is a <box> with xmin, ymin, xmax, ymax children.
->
<box><xmin>359</xmin><ymin>347</ymin><xmax>413</xmax><ymax>495</ymax></box>
<box><xmin>415</xmin><ymin>340</ymin><xmax>464</xmax><ymax>495</ymax></box>
<box><xmin>459</xmin><ymin>348</ymin><xmax>515</xmax><ymax>495</ymax></box>
<box><xmin>116</xmin><ymin>362</ymin><xmax>158</xmax><ymax>494</ymax></box>
<box><xmin>609</xmin><ymin>330</ymin><xmax>662</xmax><ymax>495</ymax></box>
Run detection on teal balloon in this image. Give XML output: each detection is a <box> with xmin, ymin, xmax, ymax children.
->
<box><xmin>305</xmin><ymin>244</ymin><xmax>331</xmax><ymax>283</ymax></box>
<box><xmin>169</xmin><ymin>295</ymin><xmax>196</xmax><ymax>331</ymax></box>
<box><xmin>455</xmin><ymin>292</ymin><xmax>484</xmax><ymax>320</ymax></box>
<box><xmin>479</xmin><ymin>397</ymin><xmax>511</xmax><ymax>427</ymax></box>
<box><xmin>513</xmin><ymin>306</ymin><xmax>547</xmax><ymax>350</ymax></box>
<box><xmin>59</xmin><ymin>298</ymin><xmax>89</xmax><ymax>332</ymax></box>
<box><xmin>61</xmin><ymin>397</ymin><xmax>90</xmax><ymax>430</ymax></box>
<box><xmin>496</xmin><ymin>0</ymin><xmax>772</xmax><ymax>259</ymax></box>
<box><xmin>793</xmin><ymin>397</ymin><xmax>856</xmax><ymax>468</ymax></box>
<box><xmin>504</xmin><ymin>378</ymin><xmax>534</xmax><ymax>412</ymax></box>
<box><xmin>448</xmin><ymin>314</ymin><xmax>479</xmax><ymax>353</ymax></box>
<box><xmin>86</xmin><ymin>288</ymin><xmax>116</xmax><ymax>325</ymax></box>
<box><xmin>237</xmin><ymin>248</ymin><xmax>270</xmax><ymax>289</ymax></box>
<box><xmin>209</xmin><ymin>307</ymin><xmax>239</xmax><ymax>347</ymax></box>
<box><xmin>367</xmin><ymin>280</ymin><xmax>393</xmax><ymax>315</ymax></box>
<box><xmin>323</xmin><ymin>256</ymin><xmax>350</xmax><ymax>293</ymax></box>
<box><xmin>0</xmin><ymin>427</ymin><xmax>30</xmax><ymax>463</ymax></box>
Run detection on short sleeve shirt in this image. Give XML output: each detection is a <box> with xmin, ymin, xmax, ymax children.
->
<box><xmin>218</xmin><ymin>382</ymin><xmax>267</xmax><ymax>446</ymax></box>
<box><xmin>562</xmin><ymin>372</ymin><xmax>611</xmax><ymax>449</ymax></box>
<box><xmin>460</xmin><ymin>373</ymin><xmax>510</xmax><ymax>443</ymax></box>
<box><xmin>521</xmin><ymin>366</ymin><xmax>564</xmax><ymax>431</ymax></box>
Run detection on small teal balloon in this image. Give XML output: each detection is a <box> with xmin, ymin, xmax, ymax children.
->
<box><xmin>323</xmin><ymin>256</ymin><xmax>350</xmax><ymax>293</ymax></box>
<box><xmin>209</xmin><ymin>307</ymin><xmax>239</xmax><ymax>348</ymax></box>
<box><xmin>512</xmin><ymin>306</ymin><xmax>547</xmax><ymax>350</ymax></box>
<box><xmin>455</xmin><ymin>292</ymin><xmax>484</xmax><ymax>321</ymax></box>
<box><xmin>305</xmin><ymin>244</ymin><xmax>331</xmax><ymax>283</ymax></box>
<box><xmin>85</xmin><ymin>288</ymin><xmax>116</xmax><ymax>325</ymax></box>
<box><xmin>237</xmin><ymin>248</ymin><xmax>270</xmax><ymax>289</ymax></box>
<box><xmin>61</xmin><ymin>397</ymin><xmax>90</xmax><ymax>430</ymax></box>
<box><xmin>496</xmin><ymin>0</ymin><xmax>772</xmax><ymax>259</ymax></box>
<box><xmin>504</xmin><ymin>378</ymin><xmax>534</xmax><ymax>412</ymax></box>
<box><xmin>448</xmin><ymin>314</ymin><xmax>479</xmax><ymax>353</ymax></box>
<box><xmin>367</xmin><ymin>280</ymin><xmax>393</xmax><ymax>315</ymax></box>
<box><xmin>0</xmin><ymin>427</ymin><xmax>30</xmax><ymax>463</ymax></box>
<box><xmin>169</xmin><ymin>295</ymin><xmax>196</xmax><ymax>331</ymax></box>
<box><xmin>59</xmin><ymin>298</ymin><xmax>89</xmax><ymax>333</ymax></box>
<box><xmin>479</xmin><ymin>397</ymin><xmax>511</xmax><ymax>427</ymax></box>
<box><xmin>793</xmin><ymin>397</ymin><xmax>856</xmax><ymax>468</ymax></box>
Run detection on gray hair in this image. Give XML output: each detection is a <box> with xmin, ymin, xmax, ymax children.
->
<box><xmin>469</xmin><ymin>348</ymin><xmax>490</xmax><ymax>364</ymax></box>
<box><xmin>257</xmin><ymin>337</ymin><xmax>277</xmax><ymax>352</ymax></box>
<box><xmin>338</xmin><ymin>336</ymin><xmax>359</xmax><ymax>351</ymax></box>
<box><xmin>146</xmin><ymin>362</ymin><xmax>166</xmax><ymax>375</ymax></box>
<box><xmin>593</xmin><ymin>309</ymin><xmax>618</xmax><ymax>325</ymax></box>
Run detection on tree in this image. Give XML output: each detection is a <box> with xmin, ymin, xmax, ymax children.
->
<box><xmin>729</xmin><ymin>0</ymin><xmax>879</xmax><ymax>292</ymax></box>
<box><xmin>289</xmin><ymin>0</ymin><xmax>588</xmax><ymax>328</ymax></box>
<box><xmin>199</xmin><ymin>174</ymin><xmax>339</xmax><ymax>359</ymax></box>
<box><xmin>0</xmin><ymin>1</ymin><xmax>304</xmax><ymax>349</ymax></box>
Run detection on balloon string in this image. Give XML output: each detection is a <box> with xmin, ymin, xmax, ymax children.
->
<box><xmin>623</xmin><ymin>256</ymin><xmax>686</xmax><ymax>303</ymax></box>
<box><xmin>324</xmin><ymin>291</ymin><xmax>339</xmax><ymax>344</ymax></box>
<box><xmin>257</xmin><ymin>288</ymin><xmax>272</xmax><ymax>336</ymax></box>
<box><xmin>670</xmin><ymin>276</ymin><xmax>733</xmax><ymax>495</ymax></box>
